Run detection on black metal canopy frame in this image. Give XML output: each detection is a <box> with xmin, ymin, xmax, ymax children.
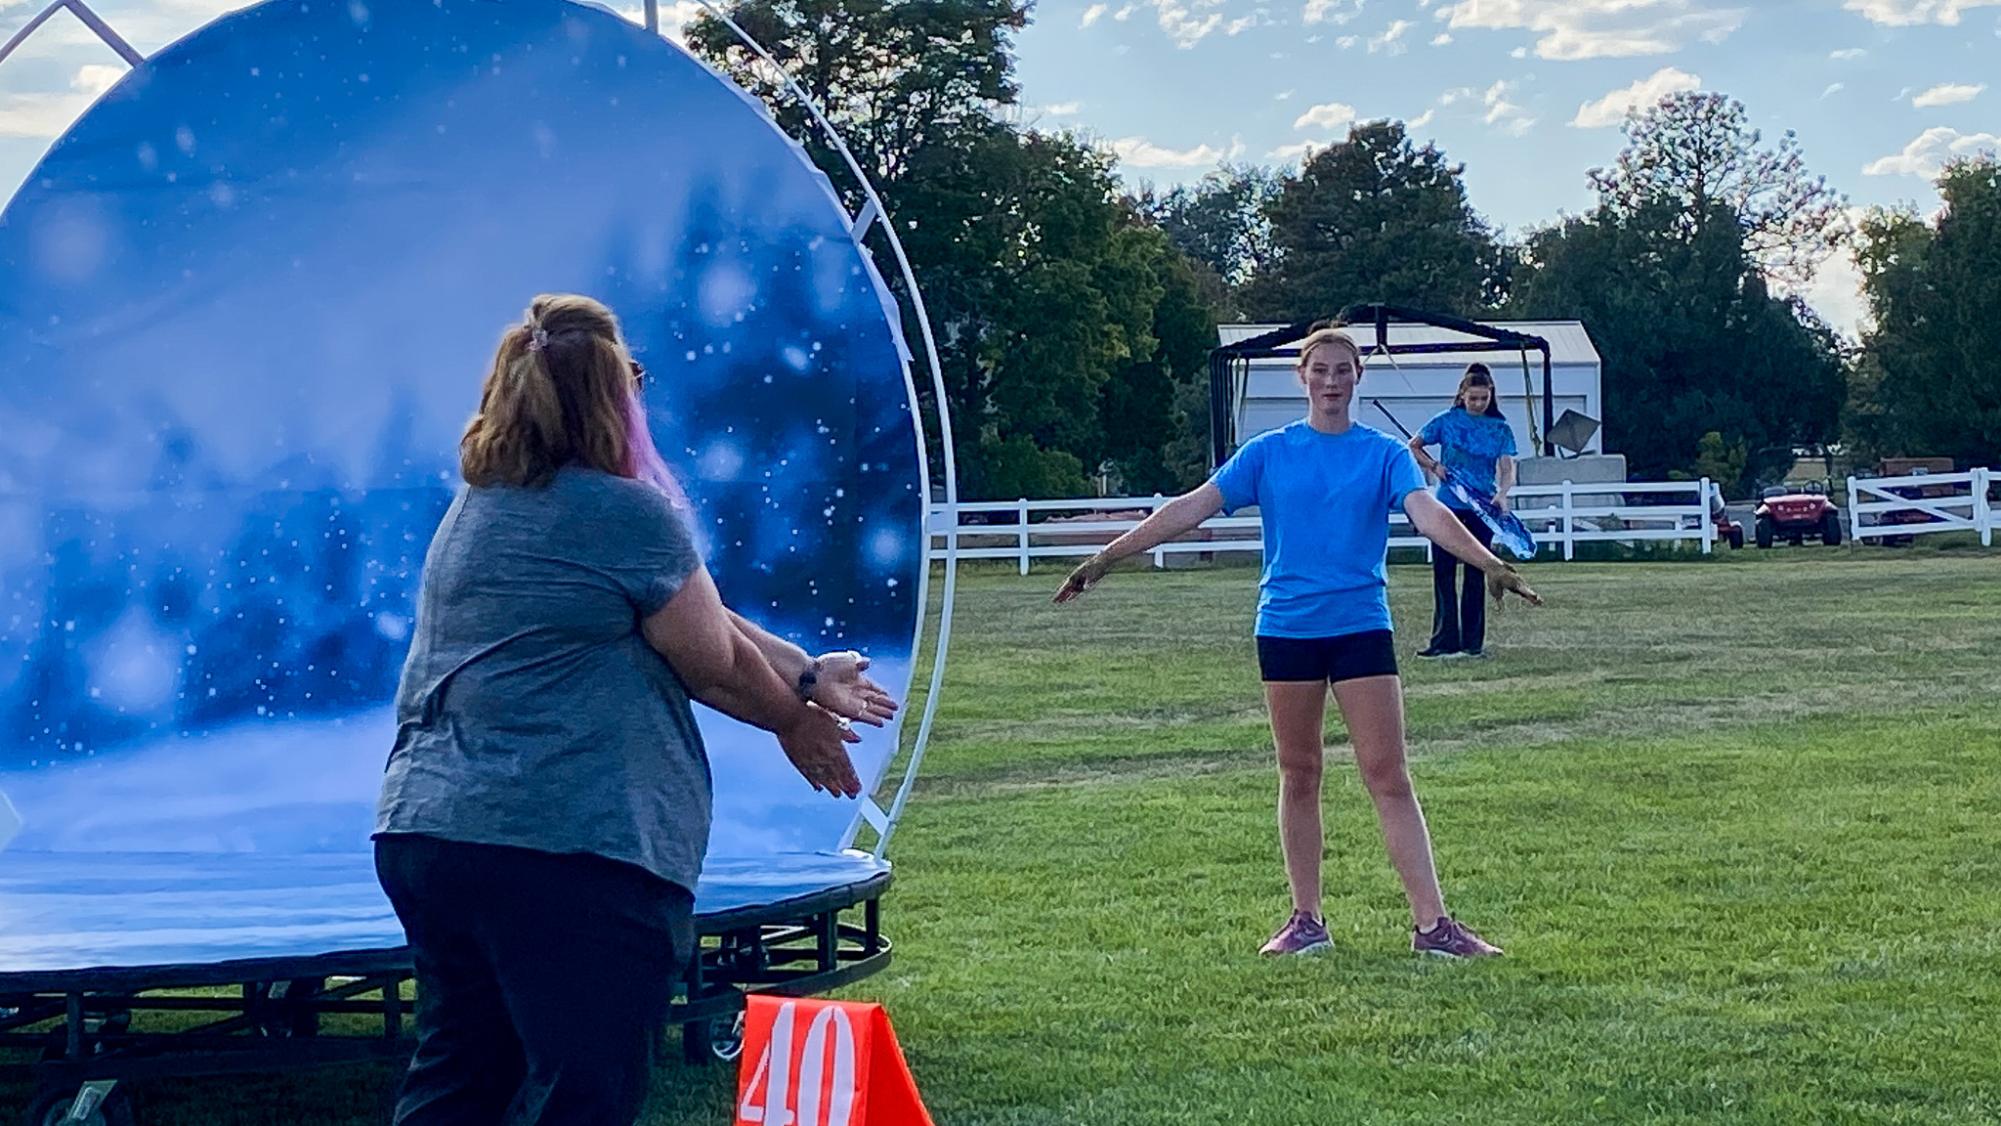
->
<box><xmin>0</xmin><ymin>878</ymin><xmax>891</xmax><ymax>1124</ymax></box>
<box><xmin>1207</xmin><ymin>304</ymin><xmax>1558</xmax><ymax>464</ymax></box>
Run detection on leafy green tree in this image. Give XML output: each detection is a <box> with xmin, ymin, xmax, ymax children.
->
<box><xmin>1590</xmin><ymin>92</ymin><xmax>1847</xmax><ymax>288</ymax></box>
<box><xmin>1850</xmin><ymin>158</ymin><xmax>2001</xmax><ymax>466</ymax></box>
<box><xmin>1242</xmin><ymin>120</ymin><xmax>1502</xmax><ymax>321</ymax></box>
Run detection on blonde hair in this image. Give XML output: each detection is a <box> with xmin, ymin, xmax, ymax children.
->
<box><xmin>461</xmin><ymin>294</ymin><xmax>663</xmax><ymax>490</ymax></box>
<box><xmin>1295</xmin><ymin>327</ymin><xmax>1364</xmax><ymax>370</ymax></box>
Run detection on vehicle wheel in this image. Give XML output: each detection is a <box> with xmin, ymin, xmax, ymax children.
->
<box><xmin>23</xmin><ymin>1085</ymin><xmax>134</xmax><ymax>1126</ymax></box>
<box><xmin>1823</xmin><ymin>513</ymin><xmax>1843</xmax><ymax>546</ymax></box>
<box><xmin>682</xmin><ymin>1010</ymin><xmax>746</xmax><ymax>1065</ymax></box>
<box><xmin>1727</xmin><ymin>528</ymin><xmax>1744</xmax><ymax>550</ymax></box>
<box><xmin>1755</xmin><ymin>517</ymin><xmax>1774</xmax><ymax>549</ymax></box>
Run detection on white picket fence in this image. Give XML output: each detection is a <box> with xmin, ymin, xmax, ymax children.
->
<box><xmin>1846</xmin><ymin>467</ymin><xmax>1997</xmax><ymax>546</ymax></box>
<box><xmin>927</xmin><ymin>479</ymin><xmax>1720</xmax><ymax>573</ymax></box>
<box><xmin>923</xmin><ymin>469</ymin><xmax>2001</xmax><ymax>571</ymax></box>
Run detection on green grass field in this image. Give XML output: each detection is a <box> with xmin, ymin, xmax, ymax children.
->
<box><xmin>14</xmin><ymin>554</ymin><xmax>2001</xmax><ymax>1124</ymax></box>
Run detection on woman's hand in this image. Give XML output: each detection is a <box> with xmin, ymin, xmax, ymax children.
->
<box><xmin>1053</xmin><ymin>554</ymin><xmax>1110</xmax><ymax>604</ymax></box>
<box><xmin>778</xmin><ymin>704</ymin><xmax>863</xmax><ymax>798</ymax></box>
<box><xmin>1494</xmin><ymin>491</ymin><xmax>1511</xmax><ymax>514</ymax></box>
<box><xmin>811</xmin><ymin>651</ymin><xmax>899</xmax><ymax>727</ymax></box>
<box><xmin>1484</xmin><ymin>563</ymin><xmax>1542</xmax><ymax>608</ymax></box>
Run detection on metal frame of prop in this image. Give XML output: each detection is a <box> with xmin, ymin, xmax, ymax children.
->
<box><xmin>658</xmin><ymin>0</ymin><xmax>961</xmax><ymax>861</ymax></box>
<box><xmin>1207</xmin><ymin>303</ymin><xmax>1559</xmax><ymax>463</ymax></box>
<box><xmin>0</xmin><ymin>0</ymin><xmax>958</xmax><ymax>1117</ymax></box>
<box><xmin>0</xmin><ymin>876</ymin><xmax>892</xmax><ymax>1113</ymax></box>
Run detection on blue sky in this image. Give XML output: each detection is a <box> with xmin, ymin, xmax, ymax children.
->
<box><xmin>1007</xmin><ymin>0</ymin><xmax>2000</xmax><ymax>331</ymax></box>
<box><xmin>4</xmin><ymin>0</ymin><xmax>1998</xmax><ymax>332</ymax></box>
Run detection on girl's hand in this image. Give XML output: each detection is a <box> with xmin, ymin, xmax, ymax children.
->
<box><xmin>1485</xmin><ymin>563</ymin><xmax>1542</xmax><ymax>608</ymax></box>
<box><xmin>1054</xmin><ymin>555</ymin><xmax>1109</xmax><ymax>604</ymax></box>
<box><xmin>1495</xmin><ymin>492</ymin><xmax>1511</xmax><ymax>514</ymax></box>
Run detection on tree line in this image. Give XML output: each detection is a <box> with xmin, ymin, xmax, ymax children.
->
<box><xmin>689</xmin><ymin>0</ymin><xmax>2001</xmax><ymax>498</ymax></box>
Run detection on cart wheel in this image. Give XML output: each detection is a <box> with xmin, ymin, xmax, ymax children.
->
<box><xmin>708</xmin><ymin>1011</ymin><xmax>746</xmax><ymax>1064</ymax></box>
<box><xmin>682</xmin><ymin>1011</ymin><xmax>746</xmax><ymax>1065</ymax></box>
<box><xmin>23</xmin><ymin>1084</ymin><xmax>134</xmax><ymax>1126</ymax></box>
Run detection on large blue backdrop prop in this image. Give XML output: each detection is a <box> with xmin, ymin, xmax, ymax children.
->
<box><xmin>0</xmin><ymin>0</ymin><xmax>926</xmax><ymax>970</ymax></box>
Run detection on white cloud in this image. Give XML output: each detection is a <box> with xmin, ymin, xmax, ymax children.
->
<box><xmin>1337</xmin><ymin>33</ymin><xmax>1360</xmax><ymax>47</ymax></box>
<box><xmin>1410</xmin><ymin>108</ymin><xmax>1437</xmax><ymax>128</ymax></box>
<box><xmin>1112</xmin><ymin>136</ymin><xmax>1225</xmax><ymax>167</ymax></box>
<box><xmin>1484</xmin><ymin>79</ymin><xmax>1536</xmax><ymax>136</ymax></box>
<box><xmin>1862</xmin><ymin>126</ymin><xmax>2001</xmax><ymax>177</ymax></box>
<box><xmin>1303</xmin><ymin>0</ymin><xmax>1367</xmax><ymax>24</ymax></box>
<box><xmin>1570</xmin><ymin>66</ymin><xmax>1702</xmax><ymax>128</ymax></box>
<box><xmin>1844</xmin><ymin>0</ymin><xmax>2000</xmax><ymax>25</ymax></box>
<box><xmin>1510</xmin><ymin>44</ymin><xmax>1528</xmax><ymax>57</ymax></box>
<box><xmin>1151</xmin><ymin>0</ymin><xmax>1224</xmax><ymax>47</ymax></box>
<box><xmin>1277</xmin><ymin>89</ymin><xmax>1297</xmax><ymax>100</ymax></box>
<box><xmin>1294</xmin><ymin>101</ymin><xmax>1360</xmax><ymax>130</ymax></box>
<box><xmin>0</xmin><ymin>63</ymin><xmax>126</xmax><ymax>141</ymax></box>
<box><xmin>1432</xmin><ymin>31</ymin><xmax>1454</xmax><ymax>44</ymax></box>
<box><xmin>1226</xmin><ymin>13</ymin><xmax>1261</xmax><ymax>34</ymax></box>
<box><xmin>1038</xmin><ymin>101</ymin><xmax>1084</xmax><ymax>117</ymax></box>
<box><xmin>1797</xmin><ymin>261</ymin><xmax>1865</xmax><ymax>337</ymax></box>
<box><xmin>1823</xmin><ymin>82</ymin><xmax>1846</xmax><ymax>98</ymax></box>
<box><xmin>1790</xmin><ymin>206</ymin><xmax>1873</xmax><ymax>338</ymax></box>
<box><xmin>1436</xmin><ymin>0</ymin><xmax>1747</xmax><ymax>61</ymax></box>
<box><xmin>1911</xmin><ymin>82</ymin><xmax>1986</xmax><ymax>107</ymax></box>
<box><xmin>1369</xmin><ymin>18</ymin><xmax>1413</xmax><ymax>52</ymax></box>
<box><xmin>1271</xmin><ymin>140</ymin><xmax>1326</xmax><ymax>161</ymax></box>
<box><xmin>1830</xmin><ymin>47</ymin><xmax>1868</xmax><ymax>59</ymax></box>
<box><xmin>1439</xmin><ymin>86</ymin><xmax>1476</xmax><ymax>106</ymax></box>
<box><xmin>1082</xmin><ymin>3</ymin><xmax>1109</xmax><ymax>26</ymax></box>
<box><xmin>72</xmin><ymin>64</ymin><xmax>124</xmax><ymax>97</ymax></box>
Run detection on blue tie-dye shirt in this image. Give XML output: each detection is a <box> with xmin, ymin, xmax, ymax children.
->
<box><xmin>1417</xmin><ymin>408</ymin><xmax>1518</xmax><ymax>511</ymax></box>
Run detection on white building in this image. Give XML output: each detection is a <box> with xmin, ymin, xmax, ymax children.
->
<box><xmin>1217</xmin><ymin>320</ymin><xmax>1605</xmax><ymax>461</ymax></box>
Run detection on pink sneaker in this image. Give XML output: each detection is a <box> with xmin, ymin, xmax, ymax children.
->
<box><xmin>1259</xmin><ymin>910</ymin><xmax>1333</xmax><ymax>956</ymax></box>
<box><xmin>1412</xmin><ymin>916</ymin><xmax>1503</xmax><ymax>958</ymax></box>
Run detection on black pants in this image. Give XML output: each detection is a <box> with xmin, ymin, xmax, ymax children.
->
<box><xmin>375</xmin><ymin>836</ymin><xmax>696</xmax><ymax>1126</ymax></box>
<box><xmin>1429</xmin><ymin>507</ymin><xmax>1495</xmax><ymax>653</ymax></box>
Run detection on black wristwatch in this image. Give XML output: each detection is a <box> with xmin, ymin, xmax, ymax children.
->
<box><xmin>794</xmin><ymin>658</ymin><xmax>823</xmax><ymax>702</ymax></box>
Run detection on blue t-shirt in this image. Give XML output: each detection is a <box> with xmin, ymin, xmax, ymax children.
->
<box><xmin>1210</xmin><ymin>421</ymin><xmax>1428</xmax><ymax>640</ymax></box>
<box><xmin>1417</xmin><ymin>407</ymin><xmax>1518</xmax><ymax>510</ymax></box>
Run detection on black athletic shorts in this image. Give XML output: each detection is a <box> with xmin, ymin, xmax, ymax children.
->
<box><xmin>1256</xmin><ymin>630</ymin><xmax>1399</xmax><ymax>684</ymax></box>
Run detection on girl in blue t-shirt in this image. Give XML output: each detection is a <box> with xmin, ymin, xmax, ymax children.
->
<box><xmin>1410</xmin><ymin>364</ymin><xmax>1519</xmax><ymax>659</ymax></box>
<box><xmin>1054</xmin><ymin>329</ymin><xmax>1540</xmax><ymax>959</ymax></box>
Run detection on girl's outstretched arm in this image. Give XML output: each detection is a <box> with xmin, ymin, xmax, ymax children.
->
<box><xmin>1053</xmin><ymin>484</ymin><xmax>1227</xmax><ymax>603</ymax></box>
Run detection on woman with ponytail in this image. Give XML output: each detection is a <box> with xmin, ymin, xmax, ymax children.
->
<box><xmin>374</xmin><ymin>295</ymin><xmax>897</xmax><ymax>1125</ymax></box>
<box><xmin>1409</xmin><ymin>364</ymin><xmax>1518</xmax><ymax>660</ymax></box>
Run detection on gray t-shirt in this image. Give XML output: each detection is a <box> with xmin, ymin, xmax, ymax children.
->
<box><xmin>375</xmin><ymin>467</ymin><xmax>711</xmax><ymax>892</ymax></box>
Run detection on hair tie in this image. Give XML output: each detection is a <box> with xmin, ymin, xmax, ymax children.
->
<box><xmin>527</xmin><ymin>326</ymin><xmax>550</xmax><ymax>352</ymax></box>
